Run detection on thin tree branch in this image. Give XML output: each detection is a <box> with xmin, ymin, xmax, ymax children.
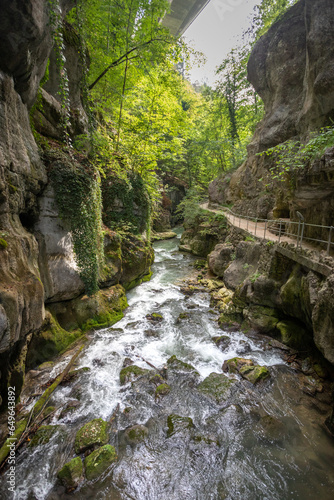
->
<box><xmin>88</xmin><ymin>37</ymin><xmax>171</xmax><ymax>91</ymax></box>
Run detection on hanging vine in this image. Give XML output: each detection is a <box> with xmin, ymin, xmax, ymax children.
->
<box><xmin>48</xmin><ymin>150</ymin><xmax>104</xmax><ymax>296</ymax></box>
<box><xmin>48</xmin><ymin>0</ymin><xmax>71</xmax><ymax>145</ymax></box>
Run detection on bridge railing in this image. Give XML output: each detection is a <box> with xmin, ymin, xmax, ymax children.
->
<box><xmin>220</xmin><ymin>207</ymin><xmax>334</xmax><ymax>255</ymax></box>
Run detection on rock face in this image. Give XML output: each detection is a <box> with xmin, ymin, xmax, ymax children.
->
<box><xmin>209</xmin><ymin>231</ymin><xmax>334</xmax><ymax>364</ymax></box>
<box><xmin>209</xmin><ymin>0</ymin><xmax>334</xmax><ymax>229</ymax></box>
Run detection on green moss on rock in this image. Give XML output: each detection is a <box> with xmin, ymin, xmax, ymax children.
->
<box><xmin>155</xmin><ymin>383</ymin><xmax>170</xmax><ymax>397</ymax></box>
<box><xmin>124</xmin><ymin>424</ymin><xmax>148</xmax><ymax>444</ymax></box>
<box><xmin>57</xmin><ymin>456</ymin><xmax>83</xmax><ymax>490</ymax></box>
<box><xmin>26</xmin><ymin>311</ymin><xmax>83</xmax><ymax>368</ymax></box>
<box><xmin>0</xmin><ymin>238</ymin><xmax>8</xmax><ymax>249</ymax></box>
<box><xmin>30</xmin><ymin>425</ymin><xmax>61</xmax><ymax>447</ymax></box>
<box><xmin>119</xmin><ymin>365</ymin><xmax>149</xmax><ymax>385</ymax></box>
<box><xmin>222</xmin><ymin>358</ymin><xmax>254</xmax><ymax>374</ymax></box>
<box><xmin>276</xmin><ymin>320</ymin><xmax>307</xmax><ymax>350</ymax></box>
<box><xmin>197</xmin><ymin>373</ymin><xmax>235</xmax><ymax>403</ymax></box>
<box><xmin>84</xmin><ymin>444</ymin><xmax>117</xmax><ymax>481</ymax></box>
<box><xmin>75</xmin><ymin>418</ymin><xmax>109</xmax><ymax>454</ymax></box>
<box><xmin>167</xmin><ymin>414</ymin><xmax>194</xmax><ymax>437</ymax></box>
<box><xmin>239</xmin><ymin>365</ymin><xmax>270</xmax><ymax>384</ymax></box>
<box><xmin>167</xmin><ymin>355</ymin><xmax>199</xmax><ymax>374</ymax></box>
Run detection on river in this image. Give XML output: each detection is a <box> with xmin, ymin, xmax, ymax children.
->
<box><xmin>1</xmin><ymin>229</ymin><xmax>334</xmax><ymax>499</ymax></box>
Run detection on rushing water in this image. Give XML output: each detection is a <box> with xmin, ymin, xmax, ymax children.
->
<box><xmin>1</xmin><ymin>229</ymin><xmax>334</xmax><ymax>500</ymax></box>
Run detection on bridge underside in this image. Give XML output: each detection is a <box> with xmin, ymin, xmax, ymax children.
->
<box><xmin>162</xmin><ymin>0</ymin><xmax>210</xmax><ymax>36</ymax></box>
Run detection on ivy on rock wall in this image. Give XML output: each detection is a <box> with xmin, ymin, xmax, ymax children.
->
<box><xmin>102</xmin><ymin>172</ymin><xmax>151</xmax><ymax>235</ymax></box>
<box><xmin>47</xmin><ymin>149</ymin><xmax>103</xmax><ymax>296</ymax></box>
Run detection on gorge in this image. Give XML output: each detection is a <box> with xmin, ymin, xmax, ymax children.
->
<box><xmin>0</xmin><ymin>0</ymin><xmax>334</xmax><ymax>498</ymax></box>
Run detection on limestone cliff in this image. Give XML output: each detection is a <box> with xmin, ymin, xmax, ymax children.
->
<box><xmin>209</xmin><ymin>0</ymin><xmax>334</xmax><ymax>230</ymax></box>
<box><xmin>0</xmin><ymin>1</ymin><xmax>153</xmax><ymax>406</ymax></box>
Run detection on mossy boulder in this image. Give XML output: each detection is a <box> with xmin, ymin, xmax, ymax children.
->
<box><xmin>155</xmin><ymin>383</ymin><xmax>170</xmax><ymax>397</ymax></box>
<box><xmin>222</xmin><ymin>358</ymin><xmax>254</xmax><ymax>374</ymax></box>
<box><xmin>124</xmin><ymin>424</ymin><xmax>148</xmax><ymax>444</ymax></box>
<box><xmin>30</xmin><ymin>425</ymin><xmax>61</xmax><ymax>447</ymax></box>
<box><xmin>197</xmin><ymin>373</ymin><xmax>235</xmax><ymax>403</ymax></box>
<box><xmin>74</xmin><ymin>418</ymin><xmax>109</xmax><ymax>454</ymax></box>
<box><xmin>167</xmin><ymin>414</ymin><xmax>194</xmax><ymax>437</ymax></box>
<box><xmin>26</xmin><ymin>311</ymin><xmax>83</xmax><ymax>369</ymax></box>
<box><xmin>84</xmin><ymin>444</ymin><xmax>117</xmax><ymax>481</ymax></box>
<box><xmin>46</xmin><ymin>285</ymin><xmax>128</xmax><ymax>334</ymax></box>
<box><xmin>239</xmin><ymin>365</ymin><xmax>270</xmax><ymax>384</ymax></box>
<box><xmin>167</xmin><ymin>355</ymin><xmax>199</xmax><ymax>374</ymax></box>
<box><xmin>146</xmin><ymin>312</ymin><xmax>163</xmax><ymax>322</ymax></box>
<box><xmin>120</xmin><ymin>365</ymin><xmax>149</xmax><ymax>385</ymax></box>
<box><xmin>57</xmin><ymin>457</ymin><xmax>83</xmax><ymax>491</ymax></box>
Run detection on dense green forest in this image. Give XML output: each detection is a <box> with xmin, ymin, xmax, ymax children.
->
<box><xmin>50</xmin><ymin>0</ymin><xmax>297</xmax><ymax>195</ymax></box>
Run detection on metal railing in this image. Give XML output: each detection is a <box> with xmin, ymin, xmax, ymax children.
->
<box><xmin>219</xmin><ymin>207</ymin><xmax>334</xmax><ymax>255</ymax></box>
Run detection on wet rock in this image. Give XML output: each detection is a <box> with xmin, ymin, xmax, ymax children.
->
<box><xmin>302</xmin><ymin>376</ymin><xmax>323</xmax><ymax>397</ymax></box>
<box><xmin>59</xmin><ymin>400</ymin><xmax>81</xmax><ymax>419</ymax></box>
<box><xmin>124</xmin><ymin>424</ymin><xmax>148</xmax><ymax>444</ymax></box>
<box><xmin>176</xmin><ymin>312</ymin><xmax>190</xmax><ymax>322</ymax></box>
<box><xmin>150</xmin><ymin>374</ymin><xmax>166</xmax><ymax>386</ymax></box>
<box><xmin>30</xmin><ymin>425</ymin><xmax>61</xmax><ymax>447</ymax></box>
<box><xmin>126</xmin><ymin>321</ymin><xmax>141</xmax><ymax>329</ymax></box>
<box><xmin>146</xmin><ymin>313</ymin><xmax>163</xmax><ymax>322</ymax></box>
<box><xmin>61</xmin><ymin>366</ymin><xmax>91</xmax><ymax>385</ymax></box>
<box><xmin>243</xmin><ymin>305</ymin><xmax>280</xmax><ymax>334</ymax></box>
<box><xmin>212</xmin><ymin>335</ymin><xmax>231</xmax><ymax>351</ymax></box>
<box><xmin>167</xmin><ymin>414</ymin><xmax>194</xmax><ymax>437</ymax></box>
<box><xmin>57</xmin><ymin>457</ymin><xmax>83</xmax><ymax>491</ymax></box>
<box><xmin>236</xmin><ymin>341</ymin><xmax>252</xmax><ymax>355</ymax></box>
<box><xmin>119</xmin><ymin>365</ymin><xmax>150</xmax><ymax>385</ymax></box>
<box><xmin>222</xmin><ymin>358</ymin><xmax>254</xmax><ymax>374</ymax></box>
<box><xmin>74</xmin><ymin>418</ymin><xmax>109</xmax><ymax>454</ymax></box>
<box><xmin>155</xmin><ymin>383</ymin><xmax>170</xmax><ymax>397</ymax></box>
<box><xmin>197</xmin><ymin>373</ymin><xmax>235</xmax><ymax>403</ymax></box>
<box><xmin>144</xmin><ymin>329</ymin><xmax>160</xmax><ymax>338</ymax></box>
<box><xmin>239</xmin><ymin>365</ymin><xmax>270</xmax><ymax>384</ymax></box>
<box><xmin>167</xmin><ymin>356</ymin><xmax>199</xmax><ymax>375</ymax></box>
<box><xmin>257</xmin><ymin>415</ymin><xmax>285</xmax><ymax>442</ymax></box>
<box><xmin>122</xmin><ymin>357</ymin><xmax>134</xmax><ymax>368</ymax></box>
<box><xmin>84</xmin><ymin>444</ymin><xmax>117</xmax><ymax>481</ymax></box>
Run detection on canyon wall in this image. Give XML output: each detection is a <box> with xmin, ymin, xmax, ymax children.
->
<box><xmin>0</xmin><ymin>1</ymin><xmax>153</xmax><ymax>406</ymax></box>
<box><xmin>209</xmin><ymin>0</ymin><xmax>334</xmax><ymax>231</ymax></box>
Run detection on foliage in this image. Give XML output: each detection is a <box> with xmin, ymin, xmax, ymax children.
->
<box><xmin>258</xmin><ymin>126</ymin><xmax>334</xmax><ymax>182</ymax></box>
<box><xmin>48</xmin><ymin>0</ymin><xmax>71</xmax><ymax>143</ymax></box>
<box><xmin>102</xmin><ymin>172</ymin><xmax>151</xmax><ymax>235</ymax></box>
<box><xmin>49</xmin><ymin>151</ymin><xmax>103</xmax><ymax>295</ymax></box>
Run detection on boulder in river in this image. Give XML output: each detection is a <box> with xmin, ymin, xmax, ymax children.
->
<box><xmin>84</xmin><ymin>444</ymin><xmax>117</xmax><ymax>480</ymax></box>
<box><xmin>74</xmin><ymin>418</ymin><xmax>109</xmax><ymax>454</ymax></box>
<box><xmin>57</xmin><ymin>457</ymin><xmax>84</xmax><ymax>491</ymax></box>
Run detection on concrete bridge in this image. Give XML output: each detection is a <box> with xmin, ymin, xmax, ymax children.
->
<box><xmin>162</xmin><ymin>0</ymin><xmax>211</xmax><ymax>36</ymax></box>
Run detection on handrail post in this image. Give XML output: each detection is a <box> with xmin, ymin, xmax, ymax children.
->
<box><xmin>327</xmin><ymin>226</ymin><xmax>333</xmax><ymax>255</ymax></box>
<box><xmin>247</xmin><ymin>218</ymin><xmax>249</xmax><ymax>231</ymax></box>
<box><xmin>255</xmin><ymin>218</ymin><xmax>257</xmax><ymax>236</ymax></box>
<box><xmin>264</xmin><ymin>220</ymin><xmax>267</xmax><ymax>240</ymax></box>
<box><xmin>300</xmin><ymin>222</ymin><xmax>305</xmax><ymax>249</ymax></box>
<box><xmin>297</xmin><ymin>220</ymin><xmax>301</xmax><ymax>247</ymax></box>
<box><xmin>278</xmin><ymin>220</ymin><xmax>282</xmax><ymax>243</ymax></box>
<box><xmin>239</xmin><ymin>216</ymin><xmax>241</xmax><ymax>228</ymax></box>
